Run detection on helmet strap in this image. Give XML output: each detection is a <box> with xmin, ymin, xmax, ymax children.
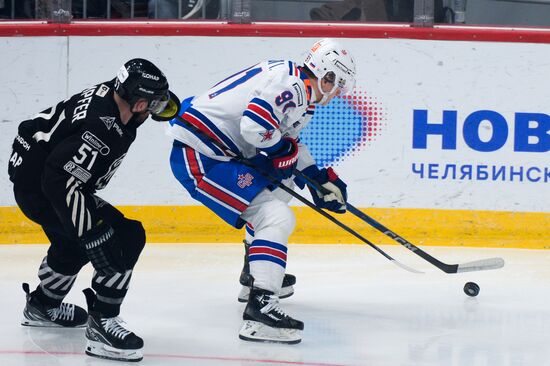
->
<box><xmin>315</xmin><ymin>78</ymin><xmax>339</xmax><ymax>106</ymax></box>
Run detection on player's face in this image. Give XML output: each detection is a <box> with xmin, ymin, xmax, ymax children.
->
<box><xmin>319</xmin><ymin>77</ymin><xmax>342</xmax><ymax>105</ymax></box>
<box><xmin>132</xmin><ymin>99</ymin><xmax>151</xmax><ymax>123</ymax></box>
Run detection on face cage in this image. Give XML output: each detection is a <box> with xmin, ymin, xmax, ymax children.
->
<box><xmin>319</xmin><ymin>71</ymin><xmax>355</xmax><ymax>98</ymax></box>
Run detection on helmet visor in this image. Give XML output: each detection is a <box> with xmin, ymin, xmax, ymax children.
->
<box><xmin>150</xmin><ymin>90</ymin><xmax>181</xmax><ymax>122</ymax></box>
<box><xmin>148</xmin><ymin>91</ymin><xmax>170</xmax><ymax>115</ymax></box>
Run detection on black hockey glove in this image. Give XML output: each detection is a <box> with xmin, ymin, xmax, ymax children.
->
<box><xmin>80</xmin><ymin>224</ymin><xmax>125</xmax><ymax>276</ymax></box>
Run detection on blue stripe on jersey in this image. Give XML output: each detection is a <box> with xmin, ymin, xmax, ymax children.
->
<box><xmin>212</xmin><ymin>63</ymin><xmax>258</xmax><ymax>88</ymax></box>
<box><xmin>170</xmin><ymin>118</ymin><xmax>227</xmax><ymax>156</ymax></box>
<box><xmin>288</xmin><ymin>61</ymin><xmax>294</xmax><ymax>76</ymax></box>
<box><xmin>250</xmin><ymin>98</ymin><xmax>280</xmax><ymax>125</ymax></box>
<box><xmin>243</xmin><ymin>110</ymin><xmax>276</xmax><ymax>131</ymax></box>
<box><xmin>186</xmin><ymin>107</ymin><xmax>241</xmax><ymax>154</ymax></box>
<box><xmin>209</xmin><ymin>66</ymin><xmax>262</xmax><ymax>98</ymax></box>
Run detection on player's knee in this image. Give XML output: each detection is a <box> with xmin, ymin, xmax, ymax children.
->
<box><xmin>256</xmin><ymin>200</ymin><xmax>295</xmax><ymax>237</ymax></box>
<box><xmin>278</xmin><ymin>204</ymin><xmax>296</xmax><ymax>237</ymax></box>
<box><xmin>115</xmin><ymin>219</ymin><xmax>146</xmax><ymax>268</ymax></box>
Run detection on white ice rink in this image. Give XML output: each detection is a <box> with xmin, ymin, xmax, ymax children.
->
<box><xmin>0</xmin><ymin>243</ymin><xmax>548</xmax><ymax>366</ymax></box>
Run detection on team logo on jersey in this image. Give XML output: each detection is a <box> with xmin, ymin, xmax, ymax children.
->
<box><xmin>100</xmin><ymin>116</ymin><xmax>115</xmax><ymax>130</ymax></box>
<box><xmin>260</xmin><ymin>130</ymin><xmax>274</xmax><ymax>142</ymax></box>
<box><xmin>237</xmin><ymin>173</ymin><xmax>254</xmax><ymax>188</ymax></box>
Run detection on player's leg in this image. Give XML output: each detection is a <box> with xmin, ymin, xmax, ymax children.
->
<box><xmin>238</xmin><ymin>190</ymin><xmax>304</xmax><ymax>344</ymax></box>
<box><xmin>237</xmin><ymin>224</ymin><xmax>296</xmax><ymax>303</ymax></box>
<box><xmin>238</xmin><ymin>177</ymin><xmax>297</xmax><ymax>302</ymax></box>
<box><xmin>170</xmin><ymin>144</ymin><xmax>302</xmax><ymax>342</ymax></box>
<box><xmin>84</xmin><ymin>216</ymin><xmax>146</xmax><ymax>362</ymax></box>
<box><xmin>14</xmin><ymin>188</ymin><xmax>88</xmax><ymax>328</ymax></box>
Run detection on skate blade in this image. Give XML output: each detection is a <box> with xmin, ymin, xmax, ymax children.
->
<box><xmin>21</xmin><ymin>318</ymin><xmax>86</xmax><ymax>328</ymax></box>
<box><xmin>238</xmin><ymin>320</ymin><xmax>302</xmax><ymax>344</ymax></box>
<box><xmin>238</xmin><ymin>285</ymin><xmax>294</xmax><ymax>303</ymax></box>
<box><xmin>85</xmin><ymin>340</ymin><xmax>143</xmax><ymax>362</ymax></box>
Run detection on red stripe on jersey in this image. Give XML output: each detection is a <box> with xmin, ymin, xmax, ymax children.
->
<box><xmin>182</xmin><ymin>112</ymin><xmax>228</xmax><ymax>153</ymax></box>
<box><xmin>247</xmin><ymin>103</ymin><xmax>279</xmax><ymax>128</ymax></box>
<box><xmin>249</xmin><ymin>246</ymin><xmax>287</xmax><ymax>261</ymax></box>
<box><xmin>198</xmin><ymin>179</ymin><xmax>249</xmax><ymax>212</ymax></box>
<box><xmin>184</xmin><ymin>147</ymin><xmax>203</xmax><ymax>182</ymax></box>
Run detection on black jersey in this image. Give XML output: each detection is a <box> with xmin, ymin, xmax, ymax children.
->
<box><xmin>8</xmin><ymin>80</ymin><xmax>140</xmax><ymax>238</ymax></box>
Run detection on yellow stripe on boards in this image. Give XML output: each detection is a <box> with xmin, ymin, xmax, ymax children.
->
<box><xmin>0</xmin><ymin>205</ymin><xmax>548</xmax><ymax>249</ymax></box>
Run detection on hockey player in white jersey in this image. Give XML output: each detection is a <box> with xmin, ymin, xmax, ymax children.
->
<box><xmin>167</xmin><ymin>38</ymin><xmax>356</xmax><ymax>344</ymax></box>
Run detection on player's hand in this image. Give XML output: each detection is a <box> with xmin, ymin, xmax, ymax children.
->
<box><xmin>250</xmin><ymin>137</ymin><xmax>299</xmax><ymax>180</ymax></box>
<box><xmin>269</xmin><ymin>137</ymin><xmax>299</xmax><ymax>179</ymax></box>
<box><xmin>305</xmin><ymin>166</ymin><xmax>348</xmax><ymax>213</ymax></box>
<box><xmin>80</xmin><ymin>224</ymin><xmax>125</xmax><ymax>276</ymax></box>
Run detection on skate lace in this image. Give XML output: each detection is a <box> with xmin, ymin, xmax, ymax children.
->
<box><xmin>47</xmin><ymin>303</ymin><xmax>74</xmax><ymax>321</ymax></box>
<box><xmin>102</xmin><ymin>317</ymin><xmax>132</xmax><ymax>339</ymax></box>
<box><xmin>260</xmin><ymin>294</ymin><xmax>287</xmax><ymax>319</ymax></box>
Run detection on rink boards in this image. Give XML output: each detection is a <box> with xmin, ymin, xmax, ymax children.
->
<box><xmin>1</xmin><ymin>205</ymin><xmax>548</xmax><ymax>248</ymax></box>
<box><xmin>0</xmin><ymin>23</ymin><xmax>548</xmax><ymax>249</ymax></box>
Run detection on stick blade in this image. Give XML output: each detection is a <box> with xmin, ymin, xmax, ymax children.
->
<box><xmin>456</xmin><ymin>257</ymin><xmax>505</xmax><ymax>273</ymax></box>
<box><xmin>391</xmin><ymin>259</ymin><xmax>425</xmax><ymax>274</ymax></box>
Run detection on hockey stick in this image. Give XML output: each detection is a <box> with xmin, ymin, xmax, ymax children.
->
<box><xmin>294</xmin><ymin>170</ymin><xmax>505</xmax><ymax>274</ymax></box>
<box><xmin>174</xmin><ymin>116</ymin><xmax>423</xmax><ymax>273</ymax></box>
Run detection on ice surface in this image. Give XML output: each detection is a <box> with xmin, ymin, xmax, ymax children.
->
<box><xmin>0</xmin><ymin>243</ymin><xmax>548</xmax><ymax>366</ymax></box>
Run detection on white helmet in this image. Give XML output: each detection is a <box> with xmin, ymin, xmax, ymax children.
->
<box><xmin>303</xmin><ymin>38</ymin><xmax>356</xmax><ymax>104</ymax></box>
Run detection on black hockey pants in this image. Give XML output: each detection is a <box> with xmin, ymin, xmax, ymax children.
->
<box><xmin>14</xmin><ymin>187</ymin><xmax>146</xmax><ymax>317</ymax></box>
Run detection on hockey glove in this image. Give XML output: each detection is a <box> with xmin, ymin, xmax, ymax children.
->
<box><xmin>303</xmin><ymin>166</ymin><xmax>348</xmax><ymax>213</ymax></box>
<box><xmin>249</xmin><ymin>137</ymin><xmax>299</xmax><ymax>180</ymax></box>
<box><xmin>80</xmin><ymin>224</ymin><xmax>125</xmax><ymax>276</ymax></box>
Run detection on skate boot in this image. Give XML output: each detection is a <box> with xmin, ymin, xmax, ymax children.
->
<box><xmin>21</xmin><ymin>283</ymin><xmax>87</xmax><ymax>328</ymax></box>
<box><xmin>83</xmin><ymin>288</ymin><xmax>143</xmax><ymax>362</ymax></box>
<box><xmin>239</xmin><ymin>288</ymin><xmax>304</xmax><ymax>344</ymax></box>
<box><xmin>238</xmin><ymin>240</ymin><xmax>296</xmax><ymax>302</ymax></box>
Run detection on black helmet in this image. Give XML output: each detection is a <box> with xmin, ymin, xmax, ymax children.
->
<box><xmin>114</xmin><ymin>58</ymin><xmax>180</xmax><ymax>121</ymax></box>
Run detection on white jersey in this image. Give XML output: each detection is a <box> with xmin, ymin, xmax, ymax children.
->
<box><xmin>166</xmin><ymin>60</ymin><xmax>317</xmax><ymax>169</ymax></box>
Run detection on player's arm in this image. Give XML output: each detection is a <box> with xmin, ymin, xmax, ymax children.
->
<box><xmin>240</xmin><ymin>82</ymin><xmax>302</xmax><ymax>179</ymax></box>
<box><xmin>41</xmin><ymin>126</ymin><xmax>124</xmax><ymax>275</ymax></box>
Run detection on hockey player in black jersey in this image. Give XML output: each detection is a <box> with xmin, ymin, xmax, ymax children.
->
<box><xmin>8</xmin><ymin>58</ymin><xmax>179</xmax><ymax>362</ymax></box>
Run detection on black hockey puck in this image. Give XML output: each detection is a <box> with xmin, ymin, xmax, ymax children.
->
<box><xmin>463</xmin><ymin>282</ymin><xmax>480</xmax><ymax>297</ymax></box>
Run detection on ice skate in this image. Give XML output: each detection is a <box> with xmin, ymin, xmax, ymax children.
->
<box><xmin>238</xmin><ymin>271</ymin><xmax>296</xmax><ymax>302</ymax></box>
<box><xmin>83</xmin><ymin>288</ymin><xmax>143</xmax><ymax>362</ymax></box>
<box><xmin>238</xmin><ymin>240</ymin><xmax>296</xmax><ymax>302</ymax></box>
<box><xmin>21</xmin><ymin>283</ymin><xmax>87</xmax><ymax>328</ymax></box>
<box><xmin>239</xmin><ymin>288</ymin><xmax>304</xmax><ymax>344</ymax></box>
